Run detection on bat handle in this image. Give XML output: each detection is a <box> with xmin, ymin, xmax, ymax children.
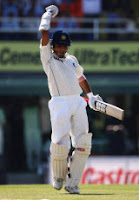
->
<box><xmin>82</xmin><ymin>96</ymin><xmax>89</xmax><ymax>103</ymax></box>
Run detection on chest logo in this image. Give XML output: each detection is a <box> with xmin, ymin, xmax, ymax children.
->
<box><xmin>73</xmin><ymin>63</ymin><xmax>76</xmax><ymax>67</ymax></box>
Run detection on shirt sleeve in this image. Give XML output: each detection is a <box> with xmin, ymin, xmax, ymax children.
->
<box><xmin>71</xmin><ymin>55</ymin><xmax>84</xmax><ymax>78</ymax></box>
<box><xmin>40</xmin><ymin>40</ymin><xmax>52</xmax><ymax>68</ymax></box>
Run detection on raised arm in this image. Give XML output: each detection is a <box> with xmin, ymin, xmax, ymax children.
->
<box><xmin>39</xmin><ymin>5</ymin><xmax>59</xmax><ymax>46</ymax></box>
<box><xmin>41</xmin><ymin>31</ymin><xmax>49</xmax><ymax>46</ymax></box>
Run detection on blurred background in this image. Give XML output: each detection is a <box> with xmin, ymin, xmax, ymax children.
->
<box><xmin>0</xmin><ymin>0</ymin><xmax>139</xmax><ymax>184</ymax></box>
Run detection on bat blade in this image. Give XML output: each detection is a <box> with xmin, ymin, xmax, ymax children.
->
<box><xmin>82</xmin><ymin>97</ymin><xmax>124</xmax><ymax>120</ymax></box>
<box><xmin>95</xmin><ymin>100</ymin><xmax>124</xmax><ymax>120</ymax></box>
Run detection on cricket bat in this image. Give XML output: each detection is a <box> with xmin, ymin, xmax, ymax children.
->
<box><xmin>82</xmin><ymin>97</ymin><xmax>124</xmax><ymax>121</ymax></box>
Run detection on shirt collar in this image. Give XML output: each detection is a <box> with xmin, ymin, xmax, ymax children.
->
<box><xmin>53</xmin><ymin>52</ymin><xmax>67</xmax><ymax>61</ymax></box>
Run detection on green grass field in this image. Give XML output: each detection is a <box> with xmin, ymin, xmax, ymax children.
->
<box><xmin>0</xmin><ymin>184</ymin><xmax>139</xmax><ymax>200</ymax></box>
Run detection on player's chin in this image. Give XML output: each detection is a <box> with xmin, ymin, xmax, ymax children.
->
<box><xmin>58</xmin><ymin>53</ymin><xmax>65</xmax><ymax>58</ymax></box>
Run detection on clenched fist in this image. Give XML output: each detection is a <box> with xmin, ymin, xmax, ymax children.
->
<box><xmin>45</xmin><ymin>5</ymin><xmax>59</xmax><ymax>18</ymax></box>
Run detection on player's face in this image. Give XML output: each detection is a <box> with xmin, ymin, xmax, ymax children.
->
<box><xmin>53</xmin><ymin>45</ymin><xmax>68</xmax><ymax>58</ymax></box>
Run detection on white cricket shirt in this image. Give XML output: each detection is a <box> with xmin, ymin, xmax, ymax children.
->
<box><xmin>40</xmin><ymin>41</ymin><xmax>84</xmax><ymax>97</ymax></box>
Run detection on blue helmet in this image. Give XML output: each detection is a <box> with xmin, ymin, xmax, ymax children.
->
<box><xmin>51</xmin><ymin>30</ymin><xmax>71</xmax><ymax>46</ymax></box>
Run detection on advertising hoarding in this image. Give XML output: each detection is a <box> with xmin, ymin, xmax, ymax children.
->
<box><xmin>81</xmin><ymin>156</ymin><xmax>139</xmax><ymax>184</ymax></box>
<box><xmin>0</xmin><ymin>41</ymin><xmax>139</xmax><ymax>72</ymax></box>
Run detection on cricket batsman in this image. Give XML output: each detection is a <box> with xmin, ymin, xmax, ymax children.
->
<box><xmin>39</xmin><ymin>5</ymin><xmax>102</xmax><ymax>194</ymax></box>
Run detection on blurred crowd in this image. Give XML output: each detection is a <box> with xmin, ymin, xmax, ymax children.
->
<box><xmin>0</xmin><ymin>0</ymin><xmax>139</xmax><ymax>40</ymax></box>
<box><xmin>0</xmin><ymin>0</ymin><xmax>138</xmax><ymax>18</ymax></box>
<box><xmin>0</xmin><ymin>0</ymin><xmax>101</xmax><ymax>18</ymax></box>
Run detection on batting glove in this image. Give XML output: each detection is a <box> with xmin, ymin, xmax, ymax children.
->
<box><xmin>87</xmin><ymin>92</ymin><xmax>103</xmax><ymax>111</ymax></box>
<box><xmin>39</xmin><ymin>5</ymin><xmax>59</xmax><ymax>31</ymax></box>
<box><xmin>45</xmin><ymin>5</ymin><xmax>59</xmax><ymax>18</ymax></box>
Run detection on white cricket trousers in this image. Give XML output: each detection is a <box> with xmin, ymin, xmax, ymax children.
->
<box><xmin>48</xmin><ymin>95</ymin><xmax>89</xmax><ymax>149</ymax></box>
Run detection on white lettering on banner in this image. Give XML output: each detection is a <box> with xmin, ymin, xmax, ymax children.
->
<box><xmin>81</xmin><ymin>156</ymin><xmax>139</xmax><ymax>184</ymax></box>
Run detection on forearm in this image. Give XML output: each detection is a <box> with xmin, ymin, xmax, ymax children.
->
<box><xmin>42</xmin><ymin>30</ymin><xmax>49</xmax><ymax>46</ymax></box>
<box><xmin>39</xmin><ymin>11</ymin><xmax>51</xmax><ymax>46</ymax></box>
<box><xmin>79</xmin><ymin>78</ymin><xmax>92</xmax><ymax>95</ymax></box>
<box><xmin>79</xmin><ymin>76</ymin><xmax>103</xmax><ymax>110</ymax></box>
<box><xmin>39</xmin><ymin>5</ymin><xmax>58</xmax><ymax>46</ymax></box>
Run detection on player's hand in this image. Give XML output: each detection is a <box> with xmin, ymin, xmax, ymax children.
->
<box><xmin>45</xmin><ymin>5</ymin><xmax>59</xmax><ymax>18</ymax></box>
<box><xmin>39</xmin><ymin>5</ymin><xmax>58</xmax><ymax>31</ymax></box>
<box><xmin>87</xmin><ymin>93</ymin><xmax>103</xmax><ymax>111</ymax></box>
